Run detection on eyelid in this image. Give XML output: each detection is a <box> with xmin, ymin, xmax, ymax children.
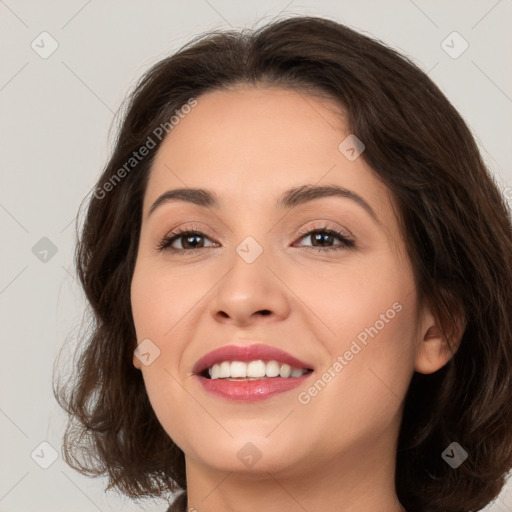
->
<box><xmin>291</xmin><ymin>222</ymin><xmax>355</xmax><ymax>252</ymax></box>
<box><xmin>294</xmin><ymin>221</ymin><xmax>354</xmax><ymax>241</ymax></box>
<box><xmin>157</xmin><ymin>221</ymin><xmax>219</xmax><ymax>242</ymax></box>
<box><xmin>154</xmin><ymin>223</ymin><xmax>219</xmax><ymax>253</ymax></box>
<box><xmin>156</xmin><ymin>220</ymin><xmax>356</xmax><ymax>254</ymax></box>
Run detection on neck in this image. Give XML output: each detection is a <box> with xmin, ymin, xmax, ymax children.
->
<box><xmin>183</xmin><ymin>433</ymin><xmax>405</xmax><ymax>512</ymax></box>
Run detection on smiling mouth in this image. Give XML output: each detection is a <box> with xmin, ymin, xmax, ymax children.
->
<box><xmin>199</xmin><ymin>359</ymin><xmax>314</xmax><ymax>380</ymax></box>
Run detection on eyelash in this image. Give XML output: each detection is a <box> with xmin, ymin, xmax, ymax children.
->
<box><xmin>156</xmin><ymin>224</ymin><xmax>355</xmax><ymax>255</ymax></box>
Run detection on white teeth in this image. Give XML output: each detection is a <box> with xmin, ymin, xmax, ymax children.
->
<box><xmin>207</xmin><ymin>360</ymin><xmax>308</xmax><ymax>380</ymax></box>
<box><xmin>290</xmin><ymin>367</ymin><xmax>305</xmax><ymax>377</ymax></box>
<box><xmin>247</xmin><ymin>360</ymin><xmax>266</xmax><ymax>377</ymax></box>
<box><xmin>230</xmin><ymin>361</ymin><xmax>247</xmax><ymax>378</ymax></box>
<box><xmin>265</xmin><ymin>360</ymin><xmax>280</xmax><ymax>377</ymax></box>
<box><xmin>279</xmin><ymin>363</ymin><xmax>291</xmax><ymax>378</ymax></box>
<box><xmin>209</xmin><ymin>361</ymin><xmax>230</xmax><ymax>378</ymax></box>
<box><xmin>219</xmin><ymin>361</ymin><xmax>230</xmax><ymax>378</ymax></box>
<box><xmin>210</xmin><ymin>364</ymin><xmax>219</xmax><ymax>379</ymax></box>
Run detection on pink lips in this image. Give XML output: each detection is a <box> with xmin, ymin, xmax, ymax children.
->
<box><xmin>192</xmin><ymin>344</ymin><xmax>314</xmax><ymax>402</ymax></box>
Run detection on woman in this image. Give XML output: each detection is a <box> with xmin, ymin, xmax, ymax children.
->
<box><xmin>54</xmin><ymin>15</ymin><xmax>512</xmax><ymax>512</ymax></box>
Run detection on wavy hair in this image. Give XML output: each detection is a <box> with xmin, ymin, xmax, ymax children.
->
<box><xmin>53</xmin><ymin>15</ymin><xmax>512</xmax><ymax>512</ymax></box>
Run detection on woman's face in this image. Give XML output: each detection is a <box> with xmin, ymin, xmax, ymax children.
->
<box><xmin>130</xmin><ymin>86</ymin><xmax>442</xmax><ymax>480</ymax></box>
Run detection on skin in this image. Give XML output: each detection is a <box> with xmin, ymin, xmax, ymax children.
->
<box><xmin>130</xmin><ymin>86</ymin><xmax>460</xmax><ymax>512</ymax></box>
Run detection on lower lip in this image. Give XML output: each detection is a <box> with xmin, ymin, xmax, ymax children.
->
<box><xmin>195</xmin><ymin>373</ymin><xmax>313</xmax><ymax>402</ymax></box>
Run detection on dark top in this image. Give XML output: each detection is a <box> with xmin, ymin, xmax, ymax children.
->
<box><xmin>166</xmin><ymin>491</ymin><xmax>187</xmax><ymax>512</ymax></box>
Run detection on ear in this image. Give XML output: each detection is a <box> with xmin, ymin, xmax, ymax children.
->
<box><xmin>414</xmin><ymin>303</ymin><xmax>466</xmax><ymax>374</ymax></box>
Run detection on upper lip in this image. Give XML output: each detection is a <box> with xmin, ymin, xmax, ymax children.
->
<box><xmin>192</xmin><ymin>343</ymin><xmax>314</xmax><ymax>375</ymax></box>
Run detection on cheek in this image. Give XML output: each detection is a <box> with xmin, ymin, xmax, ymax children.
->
<box><xmin>130</xmin><ymin>259</ymin><xmax>212</xmax><ymax>441</ymax></box>
<box><xmin>130</xmin><ymin>257</ymin><xmax>205</xmax><ymax>341</ymax></box>
<box><xmin>285</xmin><ymin>248</ymin><xmax>415</xmax><ymax>352</ymax></box>
<box><xmin>295</xmin><ymin>303</ymin><xmax>418</xmax><ymax>458</ymax></box>
<box><xmin>291</xmin><ymin>252</ymin><xmax>418</xmax><ymax>417</ymax></box>
<box><xmin>130</xmin><ymin>264</ymin><xmax>195</xmax><ymax>449</ymax></box>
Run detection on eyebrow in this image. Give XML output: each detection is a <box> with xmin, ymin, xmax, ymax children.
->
<box><xmin>147</xmin><ymin>184</ymin><xmax>379</xmax><ymax>223</ymax></box>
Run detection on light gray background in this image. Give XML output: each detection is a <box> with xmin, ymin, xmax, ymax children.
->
<box><xmin>1</xmin><ymin>1</ymin><xmax>511</xmax><ymax>511</ymax></box>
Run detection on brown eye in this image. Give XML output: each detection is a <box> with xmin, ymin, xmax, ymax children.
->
<box><xmin>294</xmin><ymin>226</ymin><xmax>355</xmax><ymax>252</ymax></box>
<box><xmin>157</xmin><ymin>229</ymin><xmax>216</xmax><ymax>253</ymax></box>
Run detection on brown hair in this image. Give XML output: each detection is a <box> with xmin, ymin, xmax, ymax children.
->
<box><xmin>53</xmin><ymin>15</ymin><xmax>512</xmax><ymax>512</ymax></box>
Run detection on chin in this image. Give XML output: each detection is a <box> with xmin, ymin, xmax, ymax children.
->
<box><xmin>184</xmin><ymin>433</ymin><xmax>307</xmax><ymax>474</ymax></box>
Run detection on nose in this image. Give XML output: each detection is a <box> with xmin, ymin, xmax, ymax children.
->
<box><xmin>208</xmin><ymin>247</ymin><xmax>291</xmax><ymax>327</ymax></box>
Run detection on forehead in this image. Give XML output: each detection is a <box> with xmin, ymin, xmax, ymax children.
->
<box><xmin>144</xmin><ymin>86</ymin><xmax>392</xmax><ymax>217</ymax></box>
